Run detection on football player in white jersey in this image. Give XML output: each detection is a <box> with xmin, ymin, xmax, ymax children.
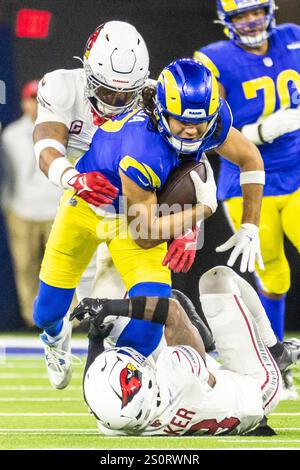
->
<box><xmin>72</xmin><ymin>266</ymin><xmax>300</xmax><ymax>436</ymax></box>
<box><xmin>33</xmin><ymin>21</ymin><xmax>149</xmax><ymax>302</ymax></box>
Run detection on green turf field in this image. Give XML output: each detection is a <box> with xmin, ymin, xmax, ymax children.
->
<box><xmin>0</xmin><ymin>349</ymin><xmax>299</xmax><ymax>450</ymax></box>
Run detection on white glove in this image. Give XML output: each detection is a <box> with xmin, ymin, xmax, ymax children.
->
<box><xmin>242</xmin><ymin>108</ymin><xmax>300</xmax><ymax>145</ymax></box>
<box><xmin>216</xmin><ymin>223</ymin><xmax>264</xmax><ymax>273</ymax></box>
<box><xmin>190</xmin><ymin>156</ymin><xmax>217</xmax><ymax>214</ymax></box>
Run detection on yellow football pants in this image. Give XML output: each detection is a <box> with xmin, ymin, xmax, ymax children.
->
<box><xmin>223</xmin><ymin>187</ymin><xmax>300</xmax><ymax>295</ymax></box>
<box><xmin>40</xmin><ymin>190</ymin><xmax>171</xmax><ymax>292</ymax></box>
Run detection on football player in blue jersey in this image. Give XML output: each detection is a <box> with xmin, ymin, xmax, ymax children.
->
<box><xmin>194</xmin><ymin>0</ymin><xmax>300</xmax><ymax>398</ymax></box>
<box><xmin>33</xmin><ymin>58</ymin><xmax>264</xmax><ymax>390</ymax></box>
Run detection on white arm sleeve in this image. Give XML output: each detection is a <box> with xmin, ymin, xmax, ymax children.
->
<box><xmin>232</xmin><ymin>274</ymin><xmax>277</xmax><ymax>348</ymax></box>
<box><xmin>35</xmin><ymin>69</ymin><xmax>76</xmax><ymax>128</ymax></box>
<box><xmin>199</xmin><ymin>266</ymin><xmax>277</xmax><ymax>348</ymax></box>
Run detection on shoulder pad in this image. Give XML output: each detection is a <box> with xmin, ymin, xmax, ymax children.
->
<box><xmin>37</xmin><ymin>69</ymin><xmax>77</xmax><ymax>112</ymax></box>
<box><xmin>276</xmin><ymin>23</ymin><xmax>300</xmax><ymax>41</ymax></box>
<box><xmin>193</xmin><ymin>51</ymin><xmax>220</xmax><ymax>79</ymax></box>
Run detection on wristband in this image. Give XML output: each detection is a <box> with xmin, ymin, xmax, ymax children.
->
<box><xmin>48</xmin><ymin>157</ymin><xmax>79</xmax><ymax>188</ymax></box>
<box><xmin>34</xmin><ymin>138</ymin><xmax>66</xmax><ymax>165</ymax></box>
<box><xmin>240</xmin><ymin>170</ymin><xmax>265</xmax><ymax>186</ymax></box>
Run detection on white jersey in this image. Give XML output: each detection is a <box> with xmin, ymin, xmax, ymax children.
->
<box><xmin>36</xmin><ymin>68</ymin><xmax>98</xmax><ymax>163</ymax></box>
<box><xmin>98</xmin><ymin>345</ymin><xmax>264</xmax><ymax>437</ymax></box>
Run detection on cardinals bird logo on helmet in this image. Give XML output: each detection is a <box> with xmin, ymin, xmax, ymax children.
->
<box><xmin>119</xmin><ymin>362</ymin><xmax>142</xmax><ymax>408</ymax></box>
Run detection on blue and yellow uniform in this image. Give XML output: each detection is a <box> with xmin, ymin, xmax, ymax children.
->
<box><xmin>195</xmin><ymin>23</ymin><xmax>300</xmax><ymax>297</ymax></box>
<box><xmin>40</xmin><ymin>106</ymin><xmax>231</xmax><ymax>290</ymax></box>
<box><xmin>35</xmin><ymin>104</ymin><xmax>232</xmax><ymax>354</ymax></box>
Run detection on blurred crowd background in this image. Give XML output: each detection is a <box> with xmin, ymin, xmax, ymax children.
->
<box><xmin>0</xmin><ymin>0</ymin><xmax>300</xmax><ymax>331</ymax></box>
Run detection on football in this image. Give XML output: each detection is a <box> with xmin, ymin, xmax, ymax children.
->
<box><xmin>157</xmin><ymin>160</ymin><xmax>207</xmax><ymax>211</ymax></box>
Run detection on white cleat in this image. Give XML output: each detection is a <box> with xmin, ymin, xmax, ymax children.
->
<box><xmin>40</xmin><ymin>316</ymin><xmax>73</xmax><ymax>389</ymax></box>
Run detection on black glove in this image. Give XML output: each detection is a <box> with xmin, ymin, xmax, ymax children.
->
<box><xmin>88</xmin><ymin>321</ymin><xmax>114</xmax><ymax>341</ymax></box>
<box><xmin>70</xmin><ymin>297</ymin><xmax>110</xmax><ymax>322</ymax></box>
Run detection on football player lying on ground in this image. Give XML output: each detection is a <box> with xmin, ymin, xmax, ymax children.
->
<box><xmin>71</xmin><ymin>266</ymin><xmax>300</xmax><ymax>436</ymax></box>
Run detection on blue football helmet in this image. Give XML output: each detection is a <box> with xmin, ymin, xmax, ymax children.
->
<box><xmin>217</xmin><ymin>0</ymin><xmax>277</xmax><ymax>48</ymax></box>
<box><xmin>155</xmin><ymin>58</ymin><xmax>221</xmax><ymax>155</ymax></box>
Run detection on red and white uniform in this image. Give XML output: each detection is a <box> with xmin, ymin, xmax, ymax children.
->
<box><xmin>36</xmin><ymin>68</ymin><xmax>98</xmax><ymax>162</ymax></box>
<box><xmin>36</xmin><ymin>68</ymin><xmax>126</xmax><ymax>299</ymax></box>
<box><xmin>98</xmin><ymin>266</ymin><xmax>282</xmax><ymax>437</ymax></box>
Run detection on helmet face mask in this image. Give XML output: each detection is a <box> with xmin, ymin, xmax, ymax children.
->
<box><xmin>83</xmin><ymin>21</ymin><xmax>149</xmax><ymax>118</ymax></box>
<box><xmin>217</xmin><ymin>0</ymin><xmax>277</xmax><ymax>48</ymax></box>
<box><xmin>154</xmin><ymin>58</ymin><xmax>221</xmax><ymax>155</ymax></box>
<box><xmin>84</xmin><ymin>347</ymin><xmax>159</xmax><ymax>433</ymax></box>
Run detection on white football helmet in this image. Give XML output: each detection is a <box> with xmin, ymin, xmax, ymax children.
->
<box><xmin>84</xmin><ymin>347</ymin><xmax>158</xmax><ymax>432</ymax></box>
<box><xmin>83</xmin><ymin>21</ymin><xmax>149</xmax><ymax>118</ymax></box>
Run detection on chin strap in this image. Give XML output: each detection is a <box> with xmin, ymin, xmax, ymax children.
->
<box><xmin>90</xmin><ymin>107</ymin><xmax>108</xmax><ymax>126</ymax></box>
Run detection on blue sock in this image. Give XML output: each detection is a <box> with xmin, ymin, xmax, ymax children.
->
<box><xmin>46</xmin><ymin>320</ymin><xmax>64</xmax><ymax>338</ymax></box>
<box><xmin>258</xmin><ymin>291</ymin><xmax>286</xmax><ymax>342</ymax></box>
<box><xmin>116</xmin><ymin>282</ymin><xmax>171</xmax><ymax>357</ymax></box>
<box><xmin>33</xmin><ymin>281</ymin><xmax>75</xmax><ymax>337</ymax></box>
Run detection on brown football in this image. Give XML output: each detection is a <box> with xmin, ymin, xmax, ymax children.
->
<box><xmin>157</xmin><ymin>160</ymin><xmax>206</xmax><ymax>212</ymax></box>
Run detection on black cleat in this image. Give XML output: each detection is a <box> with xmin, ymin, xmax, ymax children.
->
<box><xmin>274</xmin><ymin>338</ymin><xmax>300</xmax><ymax>372</ymax></box>
<box><xmin>245</xmin><ymin>416</ymin><xmax>277</xmax><ymax>436</ymax></box>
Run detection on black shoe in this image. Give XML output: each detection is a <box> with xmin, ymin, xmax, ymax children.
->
<box><xmin>245</xmin><ymin>416</ymin><xmax>276</xmax><ymax>436</ymax></box>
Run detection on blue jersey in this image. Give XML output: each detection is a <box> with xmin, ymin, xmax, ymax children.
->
<box><xmin>196</xmin><ymin>23</ymin><xmax>300</xmax><ymax>199</ymax></box>
<box><xmin>76</xmin><ymin>104</ymin><xmax>232</xmax><ymax>213</ymax></box>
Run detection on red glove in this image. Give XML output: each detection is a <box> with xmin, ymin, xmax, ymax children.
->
<box><xmin>68</xmin><ymin>171</ymin><xmax>119</xmax><ymax>206</ymax></box>
<box><xmin>162</xmin><ymin>226</ymin><xmax>200</xmax><ymax>273</ymax></box>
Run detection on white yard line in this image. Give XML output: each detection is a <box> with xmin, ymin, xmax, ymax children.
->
<box><xmin>2</xmin><ymin>363</ymin><xmax>52</xmax><ymax>369</ymax></box>
<box><xmin>274</xmin><ymin>428</ymin><xmax>300</xmax><ymax>431</ymax></box>
<box><xmin>1</xmin><ymin>427</ymin><xmax>299</xmax><ymax>432</ymax></box>
<box><xmin>0</xmin><ymin>374</ymin><xmax>82</xmax><ymax>379</ymax></box>
<box><xmin>0</xmin><ymin>412</ymin><xmax>90</xmax><ymax>416</ymax></box>
<box><xmin>0</xmin><ymin>397</ymin><xmax>82</xmax><ymax>402</ymax></box>
<box><xmin>0</xmin><ymin>385</ymin><xmax>81</xmax><ymax>390</ymax></box>
<box><xmin>1</xmin><ymin>412</ymin><xmax>300</xmax><ymax>417</ymax></box>
<box><xmin>222</xmin><ymin>439</ymin><xmax>300</xmax><ymax>443</ymax></box>
<box><xmin>12</xmin><ymin>448</ymin><xmax>300</xmax><ymax>450</ymax></box>
<box><xmin>0</xmin><ymin>428</ymin><xmax>95</xmax><ymax>431</ymax></box>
